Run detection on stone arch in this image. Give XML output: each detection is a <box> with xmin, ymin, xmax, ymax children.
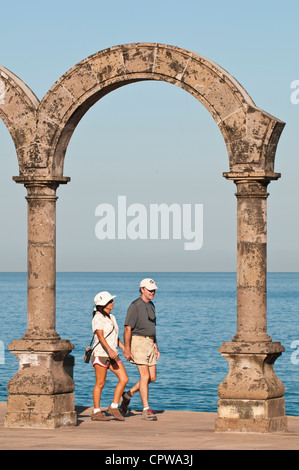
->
<box><xmin>0</xmin><ymin>65</ymin><xmax>39</xmax><ymax>170</ymax></box>
<box><xmin>18</xmin><ymin>43</ymin><xmax>284</xmax><ymax>178</ymax></box>
<box><xmin>1</xmin><ymin>43</ymin><xmax>287</xmax><ymax>432</ymax></box>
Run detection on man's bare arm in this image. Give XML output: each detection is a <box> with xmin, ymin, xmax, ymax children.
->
<box><xmin>123</xmin><ymin>325</ymin><xmax>134</xmax><ymax>360</ymax></box>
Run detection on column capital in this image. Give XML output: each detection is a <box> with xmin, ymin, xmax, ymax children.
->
<box><xmin>223</xmin><ymin>171</ymin><xmax>280</xmax><ymax>199</ymax></box>
<box><xmin>13</xmin><ymin>176</ymin><xmax>71</xmax><ymax>202</ymax></box>
<box><xmin>223</xmin><ymin>171</ymin><xmax>281</xmax><ymax>182</ymax></box>
<box><xmin>13</xmin><ymin>175</ymin><xmax>71</xmax><ymax>186</ymax></box>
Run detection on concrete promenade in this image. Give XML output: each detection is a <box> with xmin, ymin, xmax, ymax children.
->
<box><xmin>1</xmin><ymin>402</ymin><xmax>299</xmax><ymax>450</ymax></box>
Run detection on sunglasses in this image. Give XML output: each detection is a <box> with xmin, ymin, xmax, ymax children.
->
<box><xmin>145</xmin><ymin>304</ymin><xmax>156</xmax><ymax>323</ymax></box>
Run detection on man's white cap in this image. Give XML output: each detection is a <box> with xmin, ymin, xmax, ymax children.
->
<box><xmin>94</xmin><ymin>291</ymin><xmax>116</xmax><ymax>306</ymax></box>
<box><xmin>140</xmin><ymin>278</ymin><xmax>158</xmax><ymax>290</ymax></box>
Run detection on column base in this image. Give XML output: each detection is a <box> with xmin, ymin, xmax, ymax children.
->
<box><xmin>5</xmin><ymin>339</ymin><xmax>76</xmax><ymax>429</ymax></box>
<box><xmin>4</xmin><ymin>393</ymin><xmax>77</xmax><ymax>429</ymax></box>
<box><xmin>216</xmin><ymin>341</ymin><xmax>287</xmax><ymax>432</ymax></box>
<box><xmin>215</xmin><ymin>398</ymin><xmax>287</xmax><ymax>433</ymax></box>
<box><xmin>7</xmin><ymin>339</ymin><xmax>75</xmax><ymax>395</ymax></box>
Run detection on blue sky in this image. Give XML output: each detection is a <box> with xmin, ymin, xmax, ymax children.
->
<box><xmin>0</xmin><ymin>0</ymin><xmax>298</xmax><ymax>272</ymax></box>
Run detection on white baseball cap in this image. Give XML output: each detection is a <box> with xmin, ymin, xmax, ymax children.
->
<box><xmin>140</xmin><ymin>278</ymin><xmax>158</xmax><ymax>290</ymax></box>
<box><xmin>94</xmin><ymin>291</ymin><xmax>116</xmax><ymax>306</ymax></box>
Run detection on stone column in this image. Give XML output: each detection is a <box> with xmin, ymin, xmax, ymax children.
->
<box><xmin>5</xmin><ymin>177</ymin><xmax>77</xmax><ymax>429</ymax></box>
<box><xmin>25</xmin><ymin>179</ymin><xmax>60</xmax><ymax>340</ymax></box>
<box><xmin>215</xmin><ymin>172</ymin><xmax>287</xmax><ymax>433</ymax></box>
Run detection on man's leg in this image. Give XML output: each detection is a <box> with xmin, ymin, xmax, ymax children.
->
<box><xmin>120</xmin><ymin>338</ymin><xmax>157</xmax><ymax>416</ymax></box>
<box><xmin>149</xmin><ymin>364</ymin><xmax>157</xmax><ymax>384</ymax></box>
<box><xmin>127</xmin><ymin>363</ymin><xmax>156</xmax><ymax>401</ymax></box>
<box><xmin>138</xmin><ymin>364</ymin><xmax>157</xmax><ymax>420</ymax></box>
<box><xmin>136</xmin><ymin>364</ymin><xmax>150</xmax><ymax>408</ymax></box>
<box><xmin>120</xmin><ymin>364</ymin><xmax>157</xmax><ymax>414</ymax></box>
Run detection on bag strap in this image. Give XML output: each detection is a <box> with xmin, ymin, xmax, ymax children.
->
<box><xmin>90</xmin><ymin>324</ymin><xmax>115</xmax><ymax>353</ymax></box>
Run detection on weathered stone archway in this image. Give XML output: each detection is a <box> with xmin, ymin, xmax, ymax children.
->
<box><xmin>0</xmin><ymin>43</ymin><xmax>287</xmax><ymax>431</ymax></box>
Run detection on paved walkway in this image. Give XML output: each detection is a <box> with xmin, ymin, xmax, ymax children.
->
<box><xmin>1</xmin><ymin>402</ymin><xmax>299</xmax><ymax>450</ymax></box>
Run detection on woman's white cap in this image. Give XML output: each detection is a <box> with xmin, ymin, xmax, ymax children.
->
<box><xmin>94</xmin><ymin>291</ymin><xmax>116</xmax><ymax>306</ymax></box>
<box><xmin>140</xmin><ymin>278</ymin><xmax>158</xmax><ymax>290</ymax></box>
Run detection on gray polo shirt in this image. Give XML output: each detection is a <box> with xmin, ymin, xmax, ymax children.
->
<box><xmin>124</xmin><ymin>297</ymin><xmax>156</xmax><ymax>337</ymax></box>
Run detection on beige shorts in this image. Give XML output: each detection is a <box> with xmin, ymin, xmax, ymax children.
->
<box><xmin>131</xmin><ymin>335</ymin><xmax>156</xmax><ymax>366</ymax></box>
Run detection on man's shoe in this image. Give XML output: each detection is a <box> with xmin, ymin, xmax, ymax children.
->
<box><xmin>107</xmin><ymin>406</ymin><xmax>125</xmax><ymax>421</ymax></box>
<box><xmin>142</xmin><ymin>408</ymin><xmax>157</xmax><ymax>421</ymax></box>
<box><xmin>119</xmin><ymin>392</ymin><xmax>131</xmax><ymax>414</ymax></box>
<box><xmin>91</xmin><ymin>411</ymin><xmax>110</xmax><ymax>421</ymax></box>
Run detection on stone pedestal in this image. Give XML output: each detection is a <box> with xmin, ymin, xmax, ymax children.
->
<box><xmin>5</xmin><ymin>339</ymin><xmax>76</xmax><ymax>429</ymax></box>
<box><xmin>5</xmin><ymin>394</ymin><xmax>76</xmax><ymax>429</ymax></box>
<box><xmin>215</xmin><ymin>342</ymin><xmax>287</xmax><ymax>432</ymax></box>
<box><xmin>216</xmin><ymin>398</ymin><xmax>286</xmax><ymax>433</ymax></box>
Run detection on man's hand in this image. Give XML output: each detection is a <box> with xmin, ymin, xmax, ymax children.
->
<box><xmin>123</xmin><ymin>347</ymin><xmax>134</xmax><ymax>361</ymax></box>
<box><xmin>155</xmin><ymin>346</ymin><xmax>160</xmax><ymax>360</ymax></box>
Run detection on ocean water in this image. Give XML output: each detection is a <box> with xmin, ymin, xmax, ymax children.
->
<box><xmin>0</xmin><ymin>272</ymin><xmax>298</xmax><ymax>416</ymax></box>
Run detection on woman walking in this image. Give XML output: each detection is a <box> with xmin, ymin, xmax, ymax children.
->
<box><xmin>91</xmin><ymin>291</ymin><xmax>128</xmax><ymax>421</ymax></box>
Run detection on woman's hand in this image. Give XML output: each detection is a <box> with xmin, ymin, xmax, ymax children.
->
<box><xmin>108</xmin><ymin>348</ymin><xmax>117</xmax><ymax>360</ymax></box>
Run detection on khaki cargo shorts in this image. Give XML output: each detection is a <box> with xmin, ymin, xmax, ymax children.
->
<box><xmin>130</xmin><ymin>335</ymin><xmax>156</xmax><ymax>366</ymax></box>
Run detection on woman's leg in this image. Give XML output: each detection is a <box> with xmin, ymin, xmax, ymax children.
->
<box><xmin>93</xmin><ymin>364</ymin><xmax>108</xmax><ymax>409</ymax></box>
<box><xmin>109</xmin><ymin>361</ymin><xmax>129</xmax><ymax>404</ymax></box>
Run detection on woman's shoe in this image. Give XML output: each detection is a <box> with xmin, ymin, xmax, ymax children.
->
<box><xmin>107</xmin><ymin>406</ymin><xmax>125</xmax><ymax>421</ymax></box>
<box><xmin>91</xmin><ymin>411</ymin><xmax>111</xmax><ymax>421</ymax></box>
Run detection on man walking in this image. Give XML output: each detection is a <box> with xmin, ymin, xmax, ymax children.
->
<box><xmin>121</xmin><ymin>278</ymin><xmax>160</xmax><ymax>420</ymax></box>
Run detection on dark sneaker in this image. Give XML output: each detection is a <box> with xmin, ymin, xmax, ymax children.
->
<box><xmin>142</xmin><ymin>408</ymin><xmax>157</xmax><ymax>421</ymax></box>
<box><xmin>91</xmin><ymin>411</ymin><xmax>110</xmax><ymax>421</ymax></box>
<box><xmin>119</xmin><ymin>392</ymin><xmax>131</xmax><ymax>414</ymax></box>
<box><xmin>107</xmin><ymin>406</ymin><xmax>125</xmax><ymax>421</ymax></box>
